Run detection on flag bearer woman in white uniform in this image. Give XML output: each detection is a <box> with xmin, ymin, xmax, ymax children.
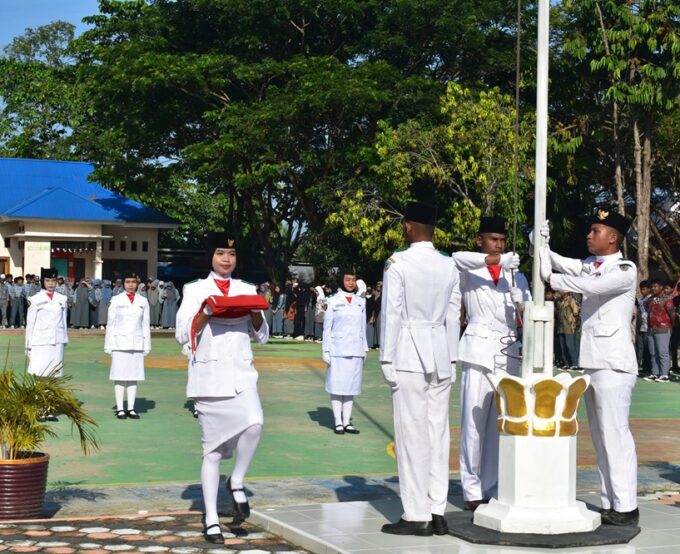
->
<box><xmin>322</xmin><ymin>270</ymin><xmax>368</xmax><ymax>435</ymax></box>
<box><xmin>25</xmin><ymin>267</ymin><xmax>69</xmax><ymax>421</ymax></box>
<box><xmin>175</xmin><ymin>232</ymin><xmax>269</xmax><ymax>544</ymax></box>
<box><xmin>105</xmin><ymin>271</ymin><xmax>151</xmax><ymax>420</ymax></box>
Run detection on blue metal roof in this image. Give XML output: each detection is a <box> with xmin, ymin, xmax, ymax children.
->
<box><xmin>0</xmin><ymin>158</ymin><xmax>176</xmax><ymax>225</ymax></box>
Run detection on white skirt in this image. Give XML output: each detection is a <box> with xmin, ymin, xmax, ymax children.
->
<box><xmin>27</xmin><ymin>344</ymin><xmax>64</xmax><ymax>377</ymax></box>
<box><xmin>109</xmin><ymin>351</ymin><xmax>145</xmax><ymax>381</ymax></box>
<box><xmin>195</xmin><ymin>387</ymin><xmax>263</xmax><ymax>456</ymax></box>
<box><xmin>326</xmin><ymin>356</ymin><xmax>364</xmax><ymax>395</ymax></box>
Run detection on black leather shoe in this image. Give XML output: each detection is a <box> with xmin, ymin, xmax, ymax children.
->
<box><xmin>203</xmin><ymin>523</ymin><xmax>224</xmax><ymax>543</ymax></box>
<box><xmin>126</xmin><ymin>409</ymin><xmax>141</xmax><ymax>419</ymax></box>
<box><xmin>344</xmin><ymin>424</ymin><xmax>360</xmax><ymax>434</ymax></box>
<box><xmin>116</xmin><ymin>410</ymin><xmax>127</xmax><ymax>420</ymax></box>
<box><xmin>464</xmin><ymin>500</ymin><xmax>485</xmax><ymax>511</ymax></box>
<box><xmin>381</xmin><ymin>518</ymin><xmax>433</xmax><ymax>536</ymax></box>
<box><xmin>226</xmin><ymin>477</ymin><xmax>250</xmax><ymax>519</ymax></box>
<box><xmin>432</xmin><ymin>514</ymin><xmax>448</xmax><ymax>535</ymax></box>
<box><xmin>334</xmin><ymin>425</ymin><xmax>345</xmax><ymax>435</ymax></box>
<box><xmin>601</xmin><ymin>508</ymin><xmax>639</xmax><ymax>526</ymax></box>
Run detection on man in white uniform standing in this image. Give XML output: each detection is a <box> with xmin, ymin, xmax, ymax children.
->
<box><xmin>379</xmin><ymin>201</ymin><xmax>461</xmax><ymax>537</ymax></box>
<box><xmin>540</xmin><ymin>209</ymin><xmax>639</xmax><ymax>526</ymax></box>
<box><xmin>452</xmin><ymin>216</ymin><xmax>529</xmax><ymax>511</ymax></box>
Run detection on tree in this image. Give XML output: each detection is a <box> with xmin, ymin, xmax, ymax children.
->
<box><xmin>0</xmin><ymin>21</ymin><xmax>79</xmax><ymax>159</ymax></box>
<box><xmin>327</xmin><ymin>83</ymin><xmax>536</xmax><ymax>262</ymax></box>
<box><xmin>70</xmin><ymin>0</ymin><xmax>524</xmax><ymax>280</ymax></box>
<box><xmin>560</xmin><ymin>0</ymin><xmax>680</xmax><ymax>280</ymax></box>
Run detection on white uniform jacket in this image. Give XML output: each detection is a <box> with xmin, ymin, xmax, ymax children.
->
<box><xmin>25</xmin><ymin>291</ymin><xmax>68</xmax><ymax>349</ymax></box>
<box><xmin>176</xmin><ymin>273</ymin><xmax>269</xmax><ymax>398</ymax></box>
<box><xmin>379</xmin><ymin>242</ymin><xmax>461</xmax><ymax>378</ymax></box>
<box><xmin>548</xmin><ymin>250</ymin><xmax>637</xmax><ymax>373</ymax></box>
<box><xmin>452</xmin><ymin>251</ymin><xmax>531</xmax><ymax>371</ymax></box>
<box><xmin>322</xmin><ymin>291</ymin><xmax>369</xmax><ymax>357</ymax></box>
<box><xmin>104</xmin><ymin>293</ymin><xmax>151</xmax><ymax>354</ymax></box>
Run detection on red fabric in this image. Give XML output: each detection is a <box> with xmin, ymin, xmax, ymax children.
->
<box><xmin>191</xmin><ymin>294</ymin><xmax>269</xmax><ymax>352</ymax></box>
<box><xmin>47</xmin><ymin>292</ymin><xmax>54</xmax><ymax>300</ymax></box>
<box><xmin>126</xmin><ymin>293</ymin><xmax>135</xmax><ymax>303</ymax></box>
<box><xmin>346</xmin><ymin>296</ymin><xmax>352</xmax><ymax>304</ymax></box>
<box><xmin>646</xmin><ymin>294</ymin><xmax>675</xmax><ymax>331</ymax></box>
<box><xmin>594</xmin><ymin>261</ymin><xmax>602</xmax><ymax>269</ymax></box>
<box><xmin>487</xmin><ymin>265</ymin><xmax>501</xmax><ymax>285</ymax></box>
<box><xmin>213</xmin><ymin>278</ymin><xmax>231</xmax><ymax>296</ymax></box>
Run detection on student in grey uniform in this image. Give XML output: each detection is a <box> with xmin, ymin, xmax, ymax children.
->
<box><xmin>105</xmin><ymin>272</ymin><xmax>151</xmax><ymax>420</ymax></box>
<box><xmin>9</xmin><ymin>276</ymin><xmax>26</xmax><ymax>328</ymax></box>
<box><xmin>71</xmin><ymin>279</ymin><xmax>91</xmax><ymax>328</ymax></box>
<box><xmin>98</xmin><ymin>280</ymin><xmax>113</xmax><ymax>328</ymax></box>
<box><xmin>175</xmin><ymin>233</ymin><xmax>269</xmax><ymax>543</ymax></box>
<box><xmin>322</xmin><ymin>270</ymin><xmax>368</xmax><ymax>434</ymax></box>
<box><xmin>0</xmin><ymin>275</ymin><xmax>9</xmax><ymax>328</ymax></box>
<box><xmin>379</xmin><ymin>201</ymin><xmax>461</xmax><ymax>537</ymax></box>
<box><xmin>25</xmin><ymin>268</ymin><xmax>69</xmax><ymax>421</ymax></box>
<box><xmin>147</xmin><ymin>280</ymin><xmax>161</xmax><ymax>328</ymax></box>
<box><xmin>161</xmin><ymin>282</ymin><xmax>180</xmax><ymax>328</ymax></box>
<box><xmin>540</xmin><ymin>208</ymin><xmax>639</xmax><ymax>526</ymax></box>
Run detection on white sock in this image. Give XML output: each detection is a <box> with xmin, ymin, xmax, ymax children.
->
<box><xmin>114</xmin><ymin>382</ymin><xmax>125</xmax><ymax>411</ymax></box>
<box><xmin>330</xmin><ymin>395</ymin><xmax>343</xmax><ymax>427</ymax></box>
<box><xmin>201</xmin><ymin>450</ymin><xmax>222</xmax><ymax>532</ymax></box>
<box><xmin>342</xmin><ymin>396</ymin><xmax>354</xmax><ymax>427</ymax></box>
<box><xmin>230</xmin><ymin>424</ymin><xmax>262</xmax><ymax>503</ymax></box>
<box><xmin>126</xmin><ymin>382</ymin><xmax>137</xmax><ymax>411</ymax></box>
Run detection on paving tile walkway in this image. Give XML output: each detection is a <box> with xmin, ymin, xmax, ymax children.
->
<box><xmin>0</xmin><ymin>513</ymin><xmax>308</xmax><ymax>554</ymax></box>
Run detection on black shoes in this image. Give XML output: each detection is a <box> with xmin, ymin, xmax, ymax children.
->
<box><xmin>203</xmin><ymin>523</ymin><xmax>224</xmax><ymax>543</ymax></box>
<box><xmin>601</xmin><ymin>508</ymin><xmax>639</xmax><ymax>526</ymax></box>
<box><xmin>464</xmin><ymin>499</ymin><xmax>488</xmax><ymax>511</ymax></box>
<box><xmin>432</xmin><ymin>514</ymin><xmax>448</xmax><ymax>535</ymax></box>
<box><xmin>226</xmin><ymin>477</ymin><xmax>250</xmax><ymax>520</ymax></box>
<box><xmin>344</xmin><ymin>424</ymin><xmax>360</xmax><ymax>434</ymax></box>
<box><xmin>116</xmin><ymin>410</ymin><xmax>127</xmax><ymax>420</ymax></box>
<box><xmin>381</xmin><ymin>518</ymin><xmax>433</xmax><ymax>536</ymax></box>
<box><xmin>126</xmin><ymin>409</ymin><xmax>140</xmax><ymax>419</ymax></box>
<box><xmin>334</xmin><ymin>425</ymin><xmax>345</xmax><ymax>435</ymax></box>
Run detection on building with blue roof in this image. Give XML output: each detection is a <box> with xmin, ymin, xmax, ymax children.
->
<box><xmin>0</xmin><ymin>158</ymin><xmax>177</xmax><ymax>280</ymax></box>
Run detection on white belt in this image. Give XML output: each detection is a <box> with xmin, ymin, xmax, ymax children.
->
<box><xmin>467</xmin><ymin>317</ymin><xmax>515</xmax><ymax>334</ymax></box>
<box><xmin>400</xmin><ymin>320</ymin><xmax>443</xmax><ymax>329</ymax></box>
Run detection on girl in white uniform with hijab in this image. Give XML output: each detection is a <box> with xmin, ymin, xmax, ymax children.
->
<box><xmin>175</xmin><ymin>232</ymin><xmax>269</xmax><ymax>544</ymax></box>
<box><xmin>322</xmin><ymin>269</ymin><xmax>368</xmax><ymax>434</ymax></box>
<box><xmin>25</xmin><ymin>267</ymin><xmax>69</xmax><ymax>421</ymax></box>
<box><xmin>105</xmin><ymin>272</ymin><xmax>151</xmax><ymax>420</ymax></box>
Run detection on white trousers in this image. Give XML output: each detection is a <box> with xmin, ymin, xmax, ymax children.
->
<box><xmin>392</xmin><ymin>370</ymin><xmax>451</xmax><ymax>521</ymax></box>
<box><xmin>584</xmin><ymin>368</ymin><xmax>638</xmax><ymax>512</ymax></box>
<box><xmin>459</xmin><ymin>363</ymin><xmax>499</xmax><ymax>502</ymax></box>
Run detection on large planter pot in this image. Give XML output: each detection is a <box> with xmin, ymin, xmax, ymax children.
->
<box><xmin>0</xmin><ymin>452</ymin><xmax>49</xmax><ymax>519</ymax></box>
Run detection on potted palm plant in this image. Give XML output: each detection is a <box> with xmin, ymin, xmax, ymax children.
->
<box><xmin>0</xmin><ymin>367</ymin><xmax>99</xmax><ymax>519</ymax></box>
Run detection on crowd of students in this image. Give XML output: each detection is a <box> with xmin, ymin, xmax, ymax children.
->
<box><xmin>0</xmin><ymin>273</ymin><xmax>180</xmax><ymax>330</ymax></box>
<box><xmin>258</xmin><ymin>278</ymin><xmax>382</xmax><ymax>347</ymax></box>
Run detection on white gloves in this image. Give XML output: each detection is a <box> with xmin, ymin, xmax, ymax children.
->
<box><xmin>529</xmin><ymin>220</ymin><xmax>551</xmax><ymax>248</ymax></box>
<box><xmin>143</xmin><ymin>350</ymin><xmax>150</xmax><ymax>357</ymax></box>
<box><xmin>322</xmin><ymin>351</ymin><xmax>331</xmax><ymax>365</ymax></box>
<box><xmin>510</xmin><ymin>287</ymin><xmax>524</xmax><ymax>304</ymax></box>
<box><xmin>540</xmin><ymin>245</ymin><xmax>553</xmax><ymax>282</ymax></box>
<box><xmin>499</xmin><ymin>252</ymin><xmax>521</xmax><ymax>270</ymax></box>
<box><xmin>381</xmin><ymin>363</ymin><xmax>399</xmax><ymax>390</ymax></box>
<box><xmin>451</xmin><ymin>362</ymin><xmax>457</xmax><ymax>384</ymax></box>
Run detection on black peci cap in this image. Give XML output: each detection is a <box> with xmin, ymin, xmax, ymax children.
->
<box><xmin>205</xmin><ymin>232</ymin><xmax>237</xmax><ymax>254</ymax></box>
<box><xmin>591</xmin><ymin>208</ymin><xmax>631</xmax><ymax>236</ymax></box>
<box><xmin>478</xmin><ymin>216</ymin><xmax>508</xmax><ymax>235</ymax></box>
<box><xmin>122</xmin><ymin>270</ymin><xmax>138</xmax><ymax>280</ymax></box>
<box><xmin>40</xmin><ymin>267</ymin><xmax>58</xmax><ymax>281</ymax></box>
<box><xmin>404</xmin><ymin>201</ymin><xmax>437</xmax><ymax>225</ymax></box>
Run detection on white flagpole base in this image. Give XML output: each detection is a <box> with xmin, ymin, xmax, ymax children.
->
<box><xmin>473</xmin><ymin>435</ymin><xmax>601</xmax><ymax>534</ymax></box>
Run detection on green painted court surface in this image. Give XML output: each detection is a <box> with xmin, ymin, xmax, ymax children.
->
<box><xmin>0</xmin><ymin>333</ymin><xmax>678</xmax><ymax>488</ymax></box>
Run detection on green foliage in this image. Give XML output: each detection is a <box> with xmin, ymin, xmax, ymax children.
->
<box><xmin>0</xmin><ymin>366</ymin><xmax>99</xmax><ymax>460</ymax></box>
<box><xmin>329</xmin><ymin>83</ymin><xmax>535</xmax><ymax>261</ymax></box>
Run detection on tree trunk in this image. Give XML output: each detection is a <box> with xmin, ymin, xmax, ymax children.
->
<box><xmin>632</xmin><ymin>115</ymin><xmax>646</xmax><ymax>280</ymax></box>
